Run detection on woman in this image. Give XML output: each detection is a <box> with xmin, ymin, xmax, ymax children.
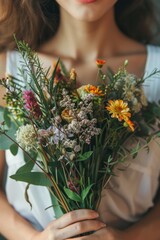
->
<box><xmin>0</xmin><ymin>0</ymin><xmax>160</xmax><ymax>239</ymax></box>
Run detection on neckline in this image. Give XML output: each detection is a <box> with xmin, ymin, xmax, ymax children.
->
<box><xmin>8</xmin><ymin>45</ymin><xmax>151</xmax><ymax>78</ymax></box>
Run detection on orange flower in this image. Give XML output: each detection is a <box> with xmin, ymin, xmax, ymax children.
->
<box><xmin>85</xmin><ymin>84</ymin><xmax>104</xmax><ymax>96</ymax></box>
<box><xmin>124</xmin><ymin>118</ymin><xmax>135</xmax><ymax>132</ymax></box>
<box><xmin>61</xmin><ymin>109</ymin><xmax>73</xmax><ymax>122</ymax></box>
<box><xmin>96</xmin><ymin>59</ymin><xmax>106</xmax><ymax>68</ymax></box>
<box><xmin>106</xmin><ymin>100</ymin><xmax>131</xmax><ymax>121</ymax></box>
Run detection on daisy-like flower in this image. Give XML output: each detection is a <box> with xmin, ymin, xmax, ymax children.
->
<box><xmin>85</xmin><ymin>85</ymin><xmax>104</xmax><ymax>96</ymax></box>
<box><xmin>106</xmin><ymin>99</ymin><xmax>131</xmax><ymax>122</ymax></box>
<box><xmin>96</xmin><ymin>59</ymin><xmax>106</xmax><ymax>68</ymax></box>
<box><xmin>16</xmin><ymin>124</ymin><xmax>37</xmax><ymax>151</ymax></box>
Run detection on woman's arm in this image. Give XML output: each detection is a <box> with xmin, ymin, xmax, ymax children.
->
<box><xmin>0</xmin><ymin>151</ymin><xmax>42</xmax><ymax>240</ymax></box>
<box><xmin>0</xmin><ymin>52</ymin><xmax>6</xmax><ymax>107</ymax></box>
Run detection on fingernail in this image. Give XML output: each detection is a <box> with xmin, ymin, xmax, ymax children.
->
<box><xmin>93</xmin><ymin>212</ymin><xmax>99</xmax><ymax>217</ymax></box>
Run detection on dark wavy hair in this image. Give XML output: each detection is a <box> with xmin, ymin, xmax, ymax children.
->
<box><xmin>0</xmin><ymin>0</ymin><xmax>159</xmax><ymax>52</ymax></box>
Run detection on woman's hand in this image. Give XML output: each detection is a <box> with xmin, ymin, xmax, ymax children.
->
<box><xmin>31</xmin><ymin>209</ymin><xmax>106</xmax><ymax>240</ymax></box>
<box><xmin>68</xmin><ymin>227</ymin><xmax>126</xmax><ymax>240</ymax></box>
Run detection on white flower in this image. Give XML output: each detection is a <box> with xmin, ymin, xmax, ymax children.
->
<box><xmin>49</xmin><ymin>126</ymin><xmax>65</xmax><ymax>144</ymax></box>
<box><xmin>16</xmin><ymin>124</ymin><xmax>37</xmax><ymax>151</ymax></box>
<box><xmin>74</xmin><ymin>145</ymin><xmax>81</xmax><ymax>153</ymax></box>
<box><xmin>68</xmin><ymin>120</ymin><xmax>80</xmax><ymax>134</ymax></box>
<box><xmin>132</xmin><ymin>98</ymin><xmax>142</xmax><ymax>113</ymax></box>
<box><xmin>125</xmin><ymin>91</ymin><xmax>134</xmax><ymax>101</ymax></box>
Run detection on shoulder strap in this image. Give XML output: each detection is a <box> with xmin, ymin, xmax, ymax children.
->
<box><xmin>6</xmin><ymin>51</ymin><xmax>21</xmax><ymax>76</ymax></box>
<box><xmin>143</xmin><ymin>45</ymin><xmax>160</xmax><ymax>103</ymax></box>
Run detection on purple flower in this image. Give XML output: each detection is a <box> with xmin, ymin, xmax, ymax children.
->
<box><xmin>23</xmin><ymin>90</ymin><xmax>42</xmax><ymax>118</ymax></box>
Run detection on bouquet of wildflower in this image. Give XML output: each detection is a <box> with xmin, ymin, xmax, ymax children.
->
<box><xmin>0</xmin><ymin>41</ymin><xmax>160</xmax><ymax>216</ymax></box>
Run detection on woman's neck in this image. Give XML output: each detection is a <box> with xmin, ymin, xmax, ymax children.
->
<box><xmin>39</xmin><ymin>5</ymin><xmax>146</xmax><ymax>82</ymax></box>
<box><xmin>49</xmin><ymin>7</ymin><xmax>126</xmax><ymax>62</ymax></box>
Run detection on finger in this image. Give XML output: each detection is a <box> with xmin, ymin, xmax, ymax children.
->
<box><xmin>54</xmin><ymin>209</ymin><xmax>99</xmax><ymax>229</ymax></box>
<box><xmin>57</xmin><ymin>219</ymin><xmax>106</xmax><ymax>239</ymax></box>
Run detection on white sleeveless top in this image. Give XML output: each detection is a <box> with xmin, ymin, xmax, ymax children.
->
<box><xmin>5</xmin><ymin>45</ymin><xmax>160</xmax><ymax>230</ymax></box>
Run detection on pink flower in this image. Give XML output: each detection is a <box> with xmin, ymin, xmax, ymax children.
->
<box><xmin>23</xmin><ymin>90</ymin><xmax>42</xmax><ymax>118</ymax></box>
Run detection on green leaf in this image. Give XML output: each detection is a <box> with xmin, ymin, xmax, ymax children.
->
<box><xmin>154</xmin><ymin>107</ymin><xmax>160</xmax><ymax>118</ymax></box>
<box><xmin>64</xmin><ymin>187</ymin><xmax>81</xmax><ymax>202</ymax></box>
<box><xmin>10</xmin><ymin>172</ymin><xmax>52</xmax><ymax>186</ymax></box>
<box><xmin>0</xmin><ymin>123</ymin><xmax>17</xmax><ymax>150</ymax></box>
<box><xmin>130</xmin><ymin>142</ymin><xmax>141</xmax><ymax>159</ymax></box>
<box><xmin>0</xmin><ymin>106</ymin><xmax>4</xmax><ymax>122</ymax></box>
<box><xmin>16</xmin><ymin>160</ymin><xmax>35</xmax><ymax>174</ymax></box>
<box><xmin>24</xmin><ymin>151</ymin><xmax>38</xmax><ymax>163</ymax></box>
<box><xmin>107</xmin><ymin>155</ymin><xmax>113</xmax><ymax>163</ymax></box>
<box><xmin>24</xmin><ymin>183</ymin><xmax>32</xmax><ymax>209</ymax></box>
<box><xmin>81</xmin><ymin>184</ymin><xmax>93</xmax><ymax>202</ymax></box>
<box><xmin>59</xmin><ymin>59</ymin><xmax>69</xmax><ymax>77</ymax></box>
<box><xmin>77</xmin><ymin>151</ymin><xmax>93</xmax><ymax>161</ymax></box>
<box><xmin>0</xmin><ymin>107</ymin><xmax>18</xmax><ymax>150</ymax></box>
<box><xmin>0</xmin><ymin>107</ymin><xmax>11</xmax><ymax>125</ymax></box>
<box><xmin>49</xmin><ymin>192</ymin><xmax>63</xmax><ymax>218</ymax></box>
<box><xmin>10</xmin><ymin>143</ymin><xmax>19</xmax><ymax>156</ymax></box>
<box><xmin>3</xmin><ymin>108</ymin><xmax>11</xmax><ymax>127</ymax></box>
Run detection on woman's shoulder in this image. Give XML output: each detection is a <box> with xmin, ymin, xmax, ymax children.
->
<box><xmin>0</xmin><ymin>52</ymin><xmax>6</xmax><ymax>78</ymax></box>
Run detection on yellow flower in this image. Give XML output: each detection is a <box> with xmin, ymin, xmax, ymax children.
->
<box><xmin>85</xmin><ymin>85</ymin><xmax>104</xmax><ymax>96</ymax></box>
<box><xmin>61</xmin><ymin>109</ymin><xmax>73</xmax><ymax>122</ymax></box>
<box><xmin>106</xmin><ymin>100</ymin><xmax>131</xmax><ymax>121</ymax></box>
<box><xmin>96</xmin><ymin>59</ymin><xmax>106</xmax><ymax>68</ymax></box>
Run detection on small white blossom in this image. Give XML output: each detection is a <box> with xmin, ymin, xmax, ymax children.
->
<box><xmin>16</xmin><ymin>124</ymin><xmax>37</xmax><ymax>151</ymax></box>
<box><xmin>74</xmin><ymin>145</ymin><xmax>81</xmax><ymax>152</ymax></box>
<box><xmin>125</xmin><ymin>91</ymin><xmax>134</xmax><ymax>101</ymax></box>
<box><xmin>49</xmin><ymin>126</ymin><xmax>65</xmax><ymax>144</ymax></box>
<box><xmin>68</xmin><ymin>120</ymin><xmax>80</xmax><ymax>134</ymax></box>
